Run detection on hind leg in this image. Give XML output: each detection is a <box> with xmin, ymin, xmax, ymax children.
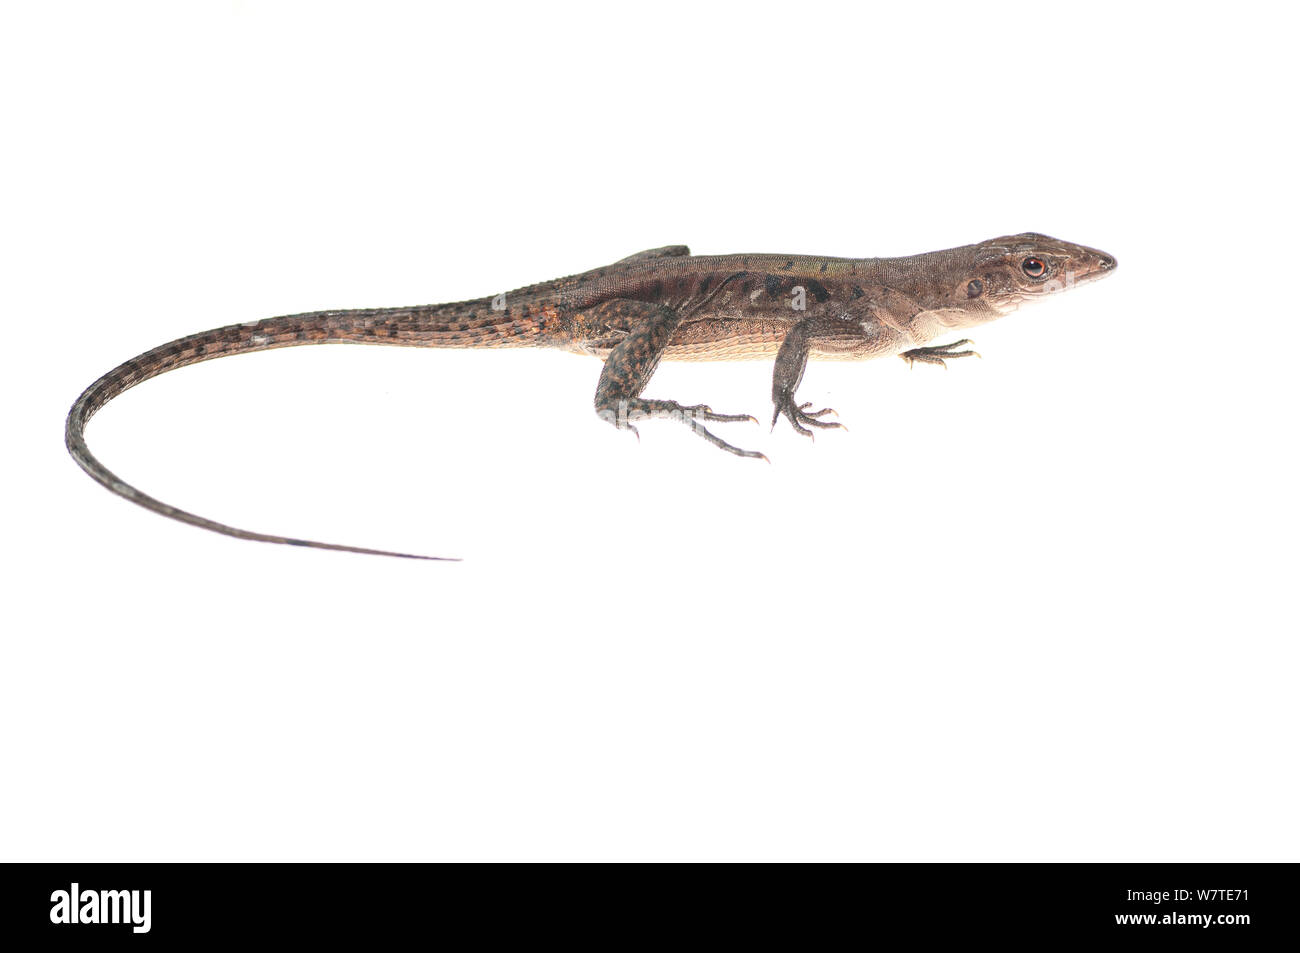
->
<box><xmin>590</xmin><ymin>300</ymin><xmax>764</xmax><ymax>459</ymax></box>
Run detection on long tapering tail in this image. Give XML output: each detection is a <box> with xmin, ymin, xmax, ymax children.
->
<box><xmin>66</xmin><ymin>302</ymin><xmax>541</xmax><ymax>560</ymax></box>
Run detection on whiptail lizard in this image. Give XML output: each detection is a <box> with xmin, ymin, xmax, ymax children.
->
<box><xmin>66</xmin><ymin>232</ymin><xmax>1116</xmax><ymax>560</ymax></box>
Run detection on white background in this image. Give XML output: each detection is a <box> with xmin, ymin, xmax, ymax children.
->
<box><xmin>3</xmin><ymin>2</ymin><xmax>1295</xmax><ymax>861</ymax></box>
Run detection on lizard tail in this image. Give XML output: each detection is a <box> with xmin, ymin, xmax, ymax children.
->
<box><xmin>64</xmin><ymin>307</ymin><xmax>498</xmax><ymax>561</ymax></box>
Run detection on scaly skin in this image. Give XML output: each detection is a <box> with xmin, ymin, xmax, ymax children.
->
<box><xmin>66</xmin><ymin>232</ymin><xmax>1116</xmax><ymax>559</ymax></box>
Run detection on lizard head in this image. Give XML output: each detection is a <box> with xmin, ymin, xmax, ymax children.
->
<box><xmin>962</xmin><ymin>233</ymin><xmax>1116</xmax><ymax>317</ymax></box>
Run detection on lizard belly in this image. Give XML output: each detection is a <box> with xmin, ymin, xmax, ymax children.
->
<box><xmin>663</xmin><ymin>335</ymin><xmax>782</xmax><ymax>361</ymax></box>
<box><xmin>659</xmin><ymin>321</ymin><xmax>914</xmax><ymax>362</ymax></box>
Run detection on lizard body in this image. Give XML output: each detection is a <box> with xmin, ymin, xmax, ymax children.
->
<box><xmin>66</xmin><ymin>232</ymin><xmax>1115</xmax><ymax>559</ymax></box>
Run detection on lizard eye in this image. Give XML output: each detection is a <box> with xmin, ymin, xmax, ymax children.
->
<box><xmin>1021</xmin><ymin>257</ymin><xmax>1047</xmax><ymax>279</ymax></box>
<box><xmin>966</xmin><ymin>279</ymin><xmax>983</xmax><ymax>298</ymax></box>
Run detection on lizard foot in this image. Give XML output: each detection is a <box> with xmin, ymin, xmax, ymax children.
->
<box><xmin>771</xmin><ymin>392</ymin><xmax>846</xmax><ymax>441</ymax></box>
<box><xmin>599</xmin><ymin>398</ymin><xmax>766</xmax><ymax>460</ymax></box>
<box><xmin>900</xmin><ymin>339</ymin><xmax>979</xmax><ymax>369</ymax></box>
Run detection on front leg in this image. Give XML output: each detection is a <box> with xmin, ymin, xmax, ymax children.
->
<box><xmin>771</xmin><ymin>317</ymin><xmax>849</xmax><ymax>439</ymax></box>
<box><xmin>900</xmin><ymin>339</ymin><xmax>979</xmax><ymax>368</ymax></box>
<box><xmin>590</xmin><ymin>299</ymin><xmax>764</xmax><ymax>459</ymax></box>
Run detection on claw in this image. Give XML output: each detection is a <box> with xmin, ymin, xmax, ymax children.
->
<box><xmin>682</xmin><ymin>403</ymin><xmax>759</xmax><ymax>425</ymax></box>
<box><xmin>686</xmin><ymin>417</ymin><xmax>767</xmax><ymax>459</ymax></box>
<box><xmin>600</xmin><ymin>397</ymin><xmax>765</xmax><ymax>459</ymax></box>
<box><xmin>799</xmin><ymin>403</ymin><xmax>838</xmax><ymax>419</ymax></box>
<box><xmin>901</xmin><ymin>340</ymin><xmax>981</xmax><ymax>369</ymax></box>
<box><xmin>772</xmin><ymin>392</ymin><xmax>847</xmax><ymax>438</ymax></box>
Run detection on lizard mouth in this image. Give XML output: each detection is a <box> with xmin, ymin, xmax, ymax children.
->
<box><xmin>994</xmin><ymin>261</ymin><xmax>1114</xmax><ymax>313</ymax></box>
<box><xmin>1074</xmin><ymin>253</ymin><xmax>1117</xmax><ymax>284</ymax></box>
<box><xmin>1063</xmin><ymin>258</ymin><xmax>1118</xmax><ymax>287</ymax></box>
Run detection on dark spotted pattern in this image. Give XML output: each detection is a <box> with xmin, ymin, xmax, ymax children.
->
<box><xmin>803</xmin><ymin>279</ymin><xmax>831</xmax><ymax>304</ymax></box>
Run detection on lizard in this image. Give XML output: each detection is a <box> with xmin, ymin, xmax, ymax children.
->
<box><xmin>66</xmin><ymin>232</ymin><xmax>1116</xmax><ymax>560</ymax></box>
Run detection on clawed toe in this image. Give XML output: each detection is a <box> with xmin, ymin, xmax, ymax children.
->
<box><xmin>900</xmin><ymin>339</ymin><xmax>981</xmax><ymax>369</ymax></box>
<box><xmin>687</xmin><ymin>417</ymin><xmax>768</xmax><ymax>459</ymax></box>
<box><xmin>798</xmin><ymin>402</ymin><xmax>838</xmax><ymax>420</ymax></box>
<box><xmin>600</xmin><ymin>398</ymin><xmax>765</xmax><ymax>458</ymax></box>
<box><xmin>772</xmin><ymin>394</ymin><xmax>847</xmax><ymax>439</ymax></box>
<box><xmin>681</xmin><ymin>403</ymin><xmax>760</xmax><ymax>425</ymax></box>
